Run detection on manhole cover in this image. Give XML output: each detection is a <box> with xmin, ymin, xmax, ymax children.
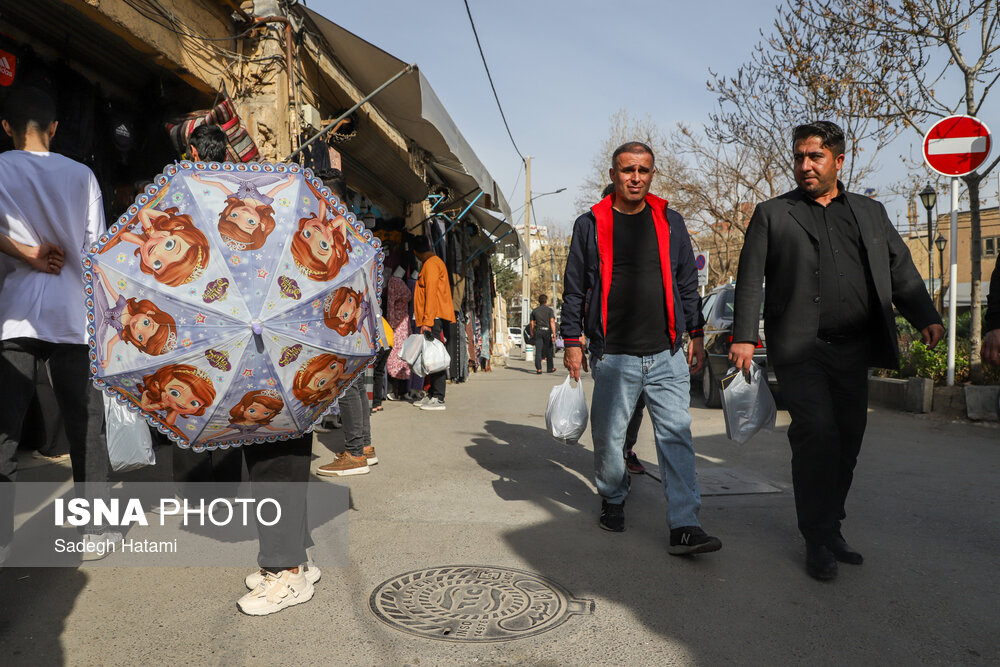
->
<box><xmin>370</xmin><ymin>565</ymin><xmax>594</xmax><ymax>642</ymax></box>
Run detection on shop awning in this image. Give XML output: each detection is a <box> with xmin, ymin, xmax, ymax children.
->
<box><xmin>299</xmin><ymin>7</ymin><xmax>523</xmax><ymax>258</ymax></box>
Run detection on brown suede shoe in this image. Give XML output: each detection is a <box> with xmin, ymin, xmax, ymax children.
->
<box><xmin>316</xmin><ymin>452</ymin><xmax>370</xmax><ymax>477</ymax></box>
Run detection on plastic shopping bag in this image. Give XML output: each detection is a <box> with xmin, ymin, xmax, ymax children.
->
<box><xmin>720</xmin><ymin>362</ymin><xmax>776</xmax><ymax>444</ymax></box>
<box><xmin>103</xmin><ymin>394</ymin><xmax>155</xmax><ymax>472</ymax></box>
<box><xmin>546</xmin><ymin>376</ymin><xmax>589</xmax><ymax>443</ymax></box>
<box><xmin>421</xmin><ymin>336</ymin><xmax>451</xmax><ymax>374</ymax></box>
<box><xmin>399</xmin><ymin>333</ymin><xmax>424</xmax><ymax>367</ymax></box>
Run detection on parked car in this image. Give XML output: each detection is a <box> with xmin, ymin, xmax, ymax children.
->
<box><xmin>697</xmin><ymin>283</ymin><xmax>778</xmax><ymax>408</ymax></box>
<box><xmin>507</xmin><ymin>326</ymin><xmax>523</xmax><ymax>348</ymax></box>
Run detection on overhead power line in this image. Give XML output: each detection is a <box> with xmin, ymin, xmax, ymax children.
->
<box><xmin>462</xmin><ymin>0</ymin><xmax>525</xmax><ymax>163</ymax></box>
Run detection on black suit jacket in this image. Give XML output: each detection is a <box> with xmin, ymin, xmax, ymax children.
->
<box><xmin>733</xmin><ymin>187</ymin><xmax>941</xmax><ymax>368</ymax></box>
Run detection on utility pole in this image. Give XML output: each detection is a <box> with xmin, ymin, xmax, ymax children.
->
<box><xmin>521</xmin><ymin>156</ymin><xmax>532</xmax><ymax>356</ymax></box>
<box><xmin>550</xmin><ymin>245</ymin><xmax>556</xmax><ymax>309</ymax></box>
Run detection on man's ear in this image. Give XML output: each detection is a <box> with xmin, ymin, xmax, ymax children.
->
<box><xmin>190</xmin><ymin>145</ymin><xmax>201</xmax><ymax>161</ymax></box>
<box><xmin>1</xmin><ymin>120</ymin><xmax>12</xmax><ymax>138</ymax></box>
<box><xmin>48</xmin><ymin>121</ymin><xmax>58</xmax><ymax>140</ymax></box>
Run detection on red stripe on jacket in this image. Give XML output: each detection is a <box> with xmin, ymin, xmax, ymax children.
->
<box><xmin>590</xmin><ymin>193</ymin><xmax>677</xmax><ymax>346</ymax></box>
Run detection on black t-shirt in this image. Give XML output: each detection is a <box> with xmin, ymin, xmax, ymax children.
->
<box><xmin>530</xmin><ymin>305</ymin><xmax>555</xmax><ymax>338</ymax></box>
<box><xmin>605</xmin><ymin>206</ymin><xmax>671</xmax><ymax>355</ymax></box>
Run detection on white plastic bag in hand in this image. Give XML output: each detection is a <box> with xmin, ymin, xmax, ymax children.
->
<box><xmin>399</xmin><ymin>333</ymin><xmax>424</xmax><ymax>367</ymax></box>
<box><xmin>546</xmin><ymin>376</ymin><xmax>589</xmax><ymax>443</ymax></box>
<box><xmin>103</xmin><ymin>394</ymin><xmax>155</xmax><ymax>472</ymax></box>
<box><xmin>720</xmin><ymin>362</ymin><xmax>776</xmax><ymax>444</ymax></box>
<box><xmin>421</xmin><ymin>336</ymin><xmax>451</xmax><ymax>374</ymax></box>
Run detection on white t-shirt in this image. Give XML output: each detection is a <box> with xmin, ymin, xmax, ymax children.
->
<box><xmin>0</xmin><ymin>150</ymin><xmax>104</xmax><ymax>344</ymax></box>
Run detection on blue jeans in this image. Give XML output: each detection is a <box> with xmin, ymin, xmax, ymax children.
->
<box><xmin>591</xmin><ymin>348</ymin><xmax>701</xmax><ymax>528</ymax></box>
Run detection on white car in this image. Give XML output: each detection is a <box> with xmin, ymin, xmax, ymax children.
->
<box><xmin>507</xmin><ymin>327</ymin><xmax>523</xmax><ymax>347</ymax></box>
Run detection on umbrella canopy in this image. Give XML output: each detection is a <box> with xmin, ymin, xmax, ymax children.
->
<box><xmin>83</xmin><ymin>161</ymin><xmax>385</xmax><ymax>451</ymax></box>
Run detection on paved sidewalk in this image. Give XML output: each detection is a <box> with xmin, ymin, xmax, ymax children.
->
<box><xmin>1</xmin><ymin>356</ymin><xmax>998</xmax><ymax>665</ymax></box>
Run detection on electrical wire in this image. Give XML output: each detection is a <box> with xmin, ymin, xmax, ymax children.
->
<box><xmin>461</xmin><ymin>0</ymin><xmax>525</xmax><ymax>163</ymax></box>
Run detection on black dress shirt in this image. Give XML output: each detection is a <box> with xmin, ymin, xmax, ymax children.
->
<box><xmin>800</xmin><ymin>189</ymin><xmax>877</xmax><ymax>336</ymax></box>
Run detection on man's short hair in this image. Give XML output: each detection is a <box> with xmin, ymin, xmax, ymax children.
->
<box><xmin>188</xmin><ymin>124</ymin><xmax>228</xmax><ymax>162</ymax></box>
<box><xmin>611</xmin><ymin>141</ymin><xmax>655</xmax><ymax>170</ymax></box>
<box><xmin>792</xmin><ymin>121</ymin><xmax>846</xmax><ymax>157</ymax></box>
<box><xmin>315</xmin><ymin>168</ymin><xmax>347</xmax><ymax>202</ymax></box>
<box><xmin>538</xmin><ymin>294</ymin><xmax>548</xmax><ymax>305</ymax></box>
<box><xmin>412</xmin><ymin>234</ymin><xmax>432</xmax><ymax>254</ymax></box>
<box><xmin>1</xmin><ymin>86</ymin><xmax>56</xmax><ymax>136</ymax></box>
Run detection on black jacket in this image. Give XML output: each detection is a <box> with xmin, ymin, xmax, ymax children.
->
<box><xmin>560</xmin><ymin>194</ymin><xmax>704</xmax><ymax>358</ymax></box>
<box><xmin>733</xmin><ymin>187</ymin><xmax>941</xmax><ymax>368</ymax></box>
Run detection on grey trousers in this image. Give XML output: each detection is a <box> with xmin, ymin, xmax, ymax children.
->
<box><xmin>338</xmin><ymin>380</ymin><xmax>370</xmax><ymax>457</ymax></box>
<box><xmin>0</xmin><ymin>338</ymin><xmax>110</xmax><ymax>545</ymax></box>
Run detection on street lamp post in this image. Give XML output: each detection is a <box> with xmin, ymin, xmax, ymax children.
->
<box><xmin>935</xmin><ymin>234</ymin><xmax>947</xmax><ymax>315</ymax></box>
<box><xmin>519</xmin><ymin>173</ymin><xmax>566</xmax><ymax>356</ymax></box>
<box><xmin>919</xmin><ymin>184</ymin><xmax>937</xmax><ymax>301</ymax></box>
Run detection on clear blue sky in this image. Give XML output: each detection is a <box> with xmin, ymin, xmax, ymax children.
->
<box><xmin>310</xmin><ymin>0</ymin><xmax>997</xmax><ymax>234</ymax></box>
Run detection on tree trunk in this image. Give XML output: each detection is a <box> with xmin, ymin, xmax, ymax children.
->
<box><xmin>966</xmin><ymin>173</ymin><xmax>983</xmax><ymax>383</ymax></box>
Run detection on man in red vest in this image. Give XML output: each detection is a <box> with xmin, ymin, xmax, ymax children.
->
<box><xmin>560</xmin><ymin>142</ymin><xmax>720</xmax><ymax>554</ymax></box>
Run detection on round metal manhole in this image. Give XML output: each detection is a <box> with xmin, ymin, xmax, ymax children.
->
<box><xmin>369</xmin><ymin>565</ymin><xmax>594</xmax><ymax>642</ymax></box>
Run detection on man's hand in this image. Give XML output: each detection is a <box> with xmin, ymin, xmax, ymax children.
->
<box><xmin>687</xmin><ymin>337</ymin><xmax>706</xmax><ymax>375</ymax></box>
<box><xmin>982</xmin><ymin>329</ymin><xmax>1000</xmax><ymax>367</ymax></box>
<box><xmin>728</xmin><ymin>342</ymin><xmax>756</xmax><ymax>373</ymax></box>
<box><xmin>563</xmin><ymin>346</ymin><xmax>589</xmax><ymax>381</ymax></box>
<box><xmin>922</xmin><ymin>323</ymin><xmax>945</xmax><ymax>350</ymax></box>
<box><xmin>22</xmin><ymin>241</ymin><xmax>65</xmax><ymax>274</ymax></box>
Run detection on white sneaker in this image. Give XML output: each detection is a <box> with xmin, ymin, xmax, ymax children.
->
<box><xmin>420</xmin><ymin>397</ymin><xmax>446</xmax><ymax>411</ymax></box>
<box><xmin>237</xmin><ymin>569</ymin><xmax>315</xmax><ymax>616</ymax></box>
<box><xmin>245</xmin><ymin>562</ymin><xmax>321</xmax><ymax>590</ymax></box>
<box><xmin>80</xmin><ymin>531</ymin><xmax>123</xmax><ymax>561</ymax></box>
<box><xmin>413</xmin><ymin>395</ymin><xmax>431</xmax><ymax>407</ymax></box>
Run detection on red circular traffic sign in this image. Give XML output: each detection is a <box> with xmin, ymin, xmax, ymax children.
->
<box><xmin>923</xmin><ymin>115</ymin><xmax>991</xmax><ymax>177</ymax></box>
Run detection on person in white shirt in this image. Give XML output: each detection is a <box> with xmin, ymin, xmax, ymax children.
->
<box><xmin>0</xmin><ymin>86</ymin><xmax>115</xmax><ymax>562</ymax></box>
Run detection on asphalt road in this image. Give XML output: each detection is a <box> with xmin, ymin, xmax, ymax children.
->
<box><xmin>1</xmin><ymin>354</ymin><xmax>998</xmax><ymax>665</ymax></box>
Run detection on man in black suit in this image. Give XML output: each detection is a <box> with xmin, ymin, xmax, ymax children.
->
<box><xmin>729</xmin><ymin>121</ymin><xmax>944</xmax><ymax>581</ymax></box>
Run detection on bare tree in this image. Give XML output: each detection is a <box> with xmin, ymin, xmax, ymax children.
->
<box><xmin>576</xmin><ymin>109</ymin><xmax>681</xmax><ymax>213</ymax></box>
<box><xmin>792</xmin><ymin>0</ymin><xmax>1000</xmax><ymax>381</ymax></box>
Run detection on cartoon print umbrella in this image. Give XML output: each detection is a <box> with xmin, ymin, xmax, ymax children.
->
<box><xmin>83</xmin><ymin>161</ymin><xmax>385</xmax><ymax>451</ymax></box>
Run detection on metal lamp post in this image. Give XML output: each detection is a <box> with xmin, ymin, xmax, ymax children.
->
<box><xmin>935</xmin><ymin>234</ymin><xmax>947</xmax><ymax>315</ymax></box>
<box><xmin>919</xmin><ymin>184</ymin><xmax>937</xmax><ymax>301</ymax></box>
<box><xmin>519</xmin><ymin>179</ymin><xmax>566</xmax><ymax>357</ymax></box>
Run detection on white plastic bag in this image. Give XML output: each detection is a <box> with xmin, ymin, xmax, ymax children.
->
<box><xmin>545</xmin><ymin>376</ymin><xmax>589</xmax><ymax>443</ymax></box>
<box><xmin>720</xmin><ymin>362</ymin><xmax>776</xmax><ymax>445</ymax></box>
<box><xmin>103</xmin><ymin>394</ymin><xmax>155</xmax><ymax>472</ymax></box>
<box><xmin>421</xmin><ymin>336</ymin><xmax>451</xmax><ymax>374</ymax></box>
<box><xmin>399</xmin><ymin>333</ymin><xmax>424</xmax><ymax>367</ymax></box>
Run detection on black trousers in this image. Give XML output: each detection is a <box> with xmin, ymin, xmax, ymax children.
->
<box><xmin>242</xmin><ymin>434</ymin><xmax>313</xmax><ymax>571</ymax></box>
<box><xmin>773</xmin><ymin>336</ymin><xmax>870</xmax><ymax>546</ymax></box>
<box><xmin>0</xmin><ymin>339</ymin><xmax>109</xmax><ymax>545</ymax></box>
<box><xmin>534</xmin><ymin>334</ymin><xmax>555</xmax><ymax>372</ymax></box>
<box><xmin>426</xmin><ymin>318</ymin><xmax>448</xmax><ymax>401</ymax></box>
<box><xmin>371</xmin><ymin>348</ymin><xmax>390</xmax><ymax>407</ymax></box>
<box><xmin>624</xmin><ymin>394</ymin><xmax>646</xmax><ymax>451</ymax></box>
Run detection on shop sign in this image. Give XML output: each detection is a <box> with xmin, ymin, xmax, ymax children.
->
<box><xmin>0</xmin><ymin>48</ymin><xmax>15</xmax><ymax>87</ymax></box>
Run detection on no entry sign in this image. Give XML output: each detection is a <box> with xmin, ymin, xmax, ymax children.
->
<box><xmin>923</xmin><ymin>115</ymin><xmax>991</xmax><ymax>177</ymax></box>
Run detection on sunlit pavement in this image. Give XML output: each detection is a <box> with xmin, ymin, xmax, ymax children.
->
<box><xmin>2</xmin><ymin>355</ymin><xmax>997</xmax><ymax>665</ymax></box>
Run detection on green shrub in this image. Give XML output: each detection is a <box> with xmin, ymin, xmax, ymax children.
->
<box><xmin>908</xmin><ymin>339</ymin><xmax>970</xmax><ymax>384</ymax></box>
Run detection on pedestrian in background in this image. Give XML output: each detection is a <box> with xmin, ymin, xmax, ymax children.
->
<box><xmin>530</xmin><ymin>294</ymin><xmax>556</xmax><ymax>374</ymax></box>
<box><xmin>561</xmin><ymin>141</ymin><xmax>721</xmax><ymax>555</ymax></box>
<box><xmin>981</xmin><ymin>253</ymin><xmax>1000</xmax><ymax>367</ymax></box>
<box><xmin>730</xmin><ymin>121</ymin><xmax>943</xmax><ymax>581</ymax></box>
<box><xmin>315</xmin><ymin>168</ymin><xmax>377</xmax><ymax>475</ymax></box>
<box><xmin>412</xmin><ymin>234</ymin><xmax>454</xmax><ymax>411</ymax></box>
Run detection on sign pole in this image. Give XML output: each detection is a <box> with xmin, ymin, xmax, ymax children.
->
<box><xmin>947</xmin><ymin>177</ymin><xmax>959</xmax><ymax>386</ymax></box>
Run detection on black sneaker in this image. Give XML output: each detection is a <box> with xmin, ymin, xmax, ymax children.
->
<box><xmin>599</xmin><ymin>499</ymin><xmax>625</xmax><ymax>532</ymax></box>
<box><xmin>624</xmin><ymin>450</ymin><xmax>646</xmax><ymax>475</ymax></box>
<box><xmin>668</xmin><ymin>526</ymin><xmax>722</xmax><ymax>555</ymax></box>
